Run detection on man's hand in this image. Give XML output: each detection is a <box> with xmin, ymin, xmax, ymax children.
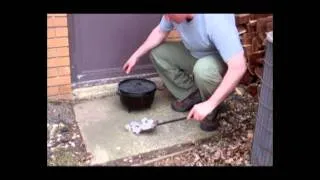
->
<box><xmin>122</xmin><ymin>24</ymin><xmax>169</xmax><ymax>74</ymax></box>
<box><xmin>187</xmin><ymin>100</ymin><xmax>215</xmax><ymax>121</ymax></box>
<box><xmin>123</xmin><ymin>56</ymin><xmax>138</xmax><ymax>74</ymax></box>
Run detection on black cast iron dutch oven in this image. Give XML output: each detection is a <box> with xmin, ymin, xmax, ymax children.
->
<box><xmin>117</xmin><ymin>78</ymin><xmax>157</xmax><ymax>112</ymax></box>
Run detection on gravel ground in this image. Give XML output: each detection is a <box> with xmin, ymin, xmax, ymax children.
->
<box><xmin>47</xmin><ymin>102</ymin><xmax>92</xmax><ymax>166</ymax></box>
<box><xmin>47</xmin><ymin>86</ymin><xmax>258</xmax><ymax>166</ymax></box>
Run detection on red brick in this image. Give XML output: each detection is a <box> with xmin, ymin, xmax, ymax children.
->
<box><xmin>243</xmin><ymin>44</ymin><xmax>253</xmax><ymax>58</ymax></box>
<box><xmin>266</xmin><ymin>21</ymin><xmax>273</xmax><ymax>32</ymax></box>
<box><xmin>247</xmin><ymin>22</ymin><xmax>256</xmax><ymax>33</ymax></box>
<box><xmin>57</xmin><ymin>66</ymin><xmax>70</xmax><ymax>76</ymax></box>
<box><xmin>251</xmin><ymin>14</ymin><xmax>272</xmax><ymax>20</ymax></box>
<box><xmin>236</xmin><ymin>14</ymin><xmax>250</xmax><ymax>25</ymax></box>
<box><xmin>48</xmin><ymin>57</ymin><xmax>70</xmax><ymax>67</ymax></box>
<box><xmin>256</xmin><ymin>16</ymin><xmax>273</xmax><ymax>33</ymax></box>
<box><xmin>47</xmin><ymin>17</ymin><xmax>54</xmax><ymax>27</ymax></box>
<box><xmin>250</xmin><ymin>50</ymin><xmax>265</xmax><ymax>62</ymax></box>
<box><xmin>47</xmin><ymin>28</ymin><xmax>55</xmax><ymax>38</ymax></box>
<box><xmin>47</xmin><ymin>37</ymin><xmax>69</xmax><ymax>48</ymax></box>
<box><xmin>48</xmin><ymin>94</ymin><xmax>72</xmax><ymax>100</ymax></box>
<box><xmin>47</xmin><ymin>76</ymin><xmax>71</xmax><ymax>86</ymax></box>
<box><xmin>59</xmin><ymin>85</ymin><xmax>72</xmax><ymax>94</ymax></box>
<box><xmin>47</xmin><ymin>48</ymin><xmax>56</xmax><ymax>58</ymax></box>
<box><xmin>242</xmin><ymin>32</ymin><xmax>256</xmax><ymax>45</ymax></box>
<box><xmin>237</xmin><ymin>25</ymin><xmax>247</xmax><ymax>35</ymax></box>
<box><xmin>53</xmin><ymin>17</ymin><xmax>67</xmax><ymax>27</ymax></box>
<box><xmin>52</xmin><ymin>14</ymin><xmax>67</xmax><ymax>17</ymax></box>
<box><xmin>56</xmin><ymin>47</ymin><xmax>69</xmax><ymax>56</ymax></box>
<box><xmin>47</xmin><ymin>47</ymin><xmax>69</xmax><ymax>57</ymax></box>
<box><xmin>55</xmin><ymin>27</ymin><xmax>68</xmax><ymax>37</ymax></box>
<box><xmin>47</xmin><ymin>86</ymin><xmax>59</xmax><ymax>96</ymax></box>
<box><xmin>48</xmin><ymin>68</ymin><xmax>58</xmax><ymax>77</ymax></box>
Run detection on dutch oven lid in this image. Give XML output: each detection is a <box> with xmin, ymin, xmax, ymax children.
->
<box><xmin>118</xmin><ymin>78</ymin><xmax>156</xmax><ymax>95</ymax></box>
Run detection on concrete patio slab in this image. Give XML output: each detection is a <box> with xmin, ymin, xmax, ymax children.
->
<box><xmin>73</xmin><ymin>88</ymin><xmax>218</xmax><ymax>165</ymax></box>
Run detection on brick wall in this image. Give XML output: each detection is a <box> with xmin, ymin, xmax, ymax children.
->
<box><xmin>47</xmin><ymin>14</ymin><xmax>72</xmax><ymax>101</ymax></box>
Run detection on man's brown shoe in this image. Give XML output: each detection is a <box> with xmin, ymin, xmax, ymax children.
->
<box><xmin>200</xmin><ymin>106</ymin><xmax>221</xmax><ymax>132</ymax></box>
<box><xmin>171</xmin><ymin>90</ymin><xmax>202</xmax><ymax>112</ymax></box>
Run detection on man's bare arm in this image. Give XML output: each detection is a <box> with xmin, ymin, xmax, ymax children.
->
<box><xmin>187</xmin><ymin>51</ymin><xmax>247</xmax><ymax>121</ymax></box>
<box><xmin>207</xmin><ymin>51</ymin><xmax>247</xmax><ymax>108</ymax></box>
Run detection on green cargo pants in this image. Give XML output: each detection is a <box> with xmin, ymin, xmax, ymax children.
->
<box><xmin>149</xmin><ymin>42</ymin><xmax>227</xmax><ymax>102</ymax></box>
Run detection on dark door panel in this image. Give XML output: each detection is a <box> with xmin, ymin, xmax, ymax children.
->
<box><xmin>69</xmin><ymin>14</ymin><xmax>162</xmax><ymax>86</ymax></box>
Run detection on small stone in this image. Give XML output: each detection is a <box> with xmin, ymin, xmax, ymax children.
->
<box><xmin>59</xmin><ymin>123</ymin><xmax>65</xmax><ymax>127</ymax></box>
<box><xmin>213</xmin><ymin>150</ymin><xmax>221</xmax><ymax>160</ymax></box>
<box><xmin>221</xmin><ymin>120</ymin><xmax>227</xmax><ymax>126</ymax></box>
<box><xmin>60</xmin><ymin>136</ymin><xmax>70</xmax><ymax>143</ymax></box>
<box><xmin>60</xmin><ymin>127</ymin><xmax>69</xmax><ymax>133</ymax></box>
<box><xmin>227</xmin><ymin>151</ymin><xmax>231</xmax><ymax>156</ymax></box>
<box><xmin>116</xmin><ymin>147</ymin><xmax>121</xmax><ymax>150</ymax></box>
<box><xmin>225</xmin><ymin>158</ymin><xmax>234</xmax><ymax>164</ymax></box>
<box><xmin>247</xmin><ymin>131</ymin><xmax>253</xmax><ymax>139</ymax></box>
<box><xmin>72</xmin><ymin>134</ymin><xmax>77</xmax><ymax>139</ymax></box>
<box><xmin>202</xmin><ymin>144</ymin><xmax>209</xmax><ymax>148</ymax></box>
<box><xmin>69</xmin><ymin>141</ymin><xmax>75</xmax><ymax>147</ymax></box>
<box><xmin>57</xmin><ymin>134</ymin><xmax>62</xmax><ymax>138</ymax></box>
<box><xmin>65</xmin><ymin>144</ymin><xmax>69</xmax><ymax>148</ymax></box>
<box><xmin>220</xmin><ymin>113</ymin><xmax>227</xmax><ymax>118</ymax></box>
<box><xmin>123</xmin><ymin>158</ymin><xmax>128</xmax><ymax>162</ymax></box>
<box><xmin>87</xmin><ymin>153</ymin><xmax>93</xmax><ymax>159</ymax></box>
<box><xmin>129</xmin><ymin>159</ymin><xmax>133</xmax><ymax>163</ymax></box>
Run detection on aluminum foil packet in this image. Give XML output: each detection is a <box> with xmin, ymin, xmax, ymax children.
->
<box><xmin>125</xmin><ymin>117</ymin><xmax>158</xmax><ymax>135</ymax></box>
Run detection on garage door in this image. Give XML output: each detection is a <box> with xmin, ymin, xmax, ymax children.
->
<box><xmin>68</xmin><ymin>14</ymin><xmax>162</xmax><ymax>88</ymax></box>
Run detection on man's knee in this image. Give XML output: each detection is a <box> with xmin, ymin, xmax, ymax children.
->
<box><xmin>193</xmin><ymin>58</ymin><xmax>223</xmax><ymax>84</ymax></box>
<box><xmin>150</xmin><ymin>43</ymin><xmax>170</xmax><ymax>61</ymax></box>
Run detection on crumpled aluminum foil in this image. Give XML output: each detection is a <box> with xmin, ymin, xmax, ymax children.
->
<box><xmin>125</xmin><ymin>117</ymin><xmax>158</xmax><ymax>135</ymax></box>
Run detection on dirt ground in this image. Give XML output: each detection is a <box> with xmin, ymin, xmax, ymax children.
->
<box><xmin>47</xmin><ymin>102</ymin><xmax>92</xmax><ymax>166</ymax></box>
<box><xmin>47</xmin><ymin>87</ymin><xmax>258</xmax><ymax>166</ymax></box>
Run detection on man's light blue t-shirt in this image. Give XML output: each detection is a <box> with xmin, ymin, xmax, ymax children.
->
<box><xmin>159</xmin><ymin>14</ymin><xmax>243</xmax><ymax>63</ymax></box>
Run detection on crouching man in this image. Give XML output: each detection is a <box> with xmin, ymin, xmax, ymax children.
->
<box><xmin>123</xmin><ymin>14</ymin><xmax>247</xmax><ymax>131</ymax></box>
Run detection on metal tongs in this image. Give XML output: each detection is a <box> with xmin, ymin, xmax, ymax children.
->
<box><xmin>125</xmin><ymin>116</ymin><xmax>187</xmax><ymax>135</ymax></box>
